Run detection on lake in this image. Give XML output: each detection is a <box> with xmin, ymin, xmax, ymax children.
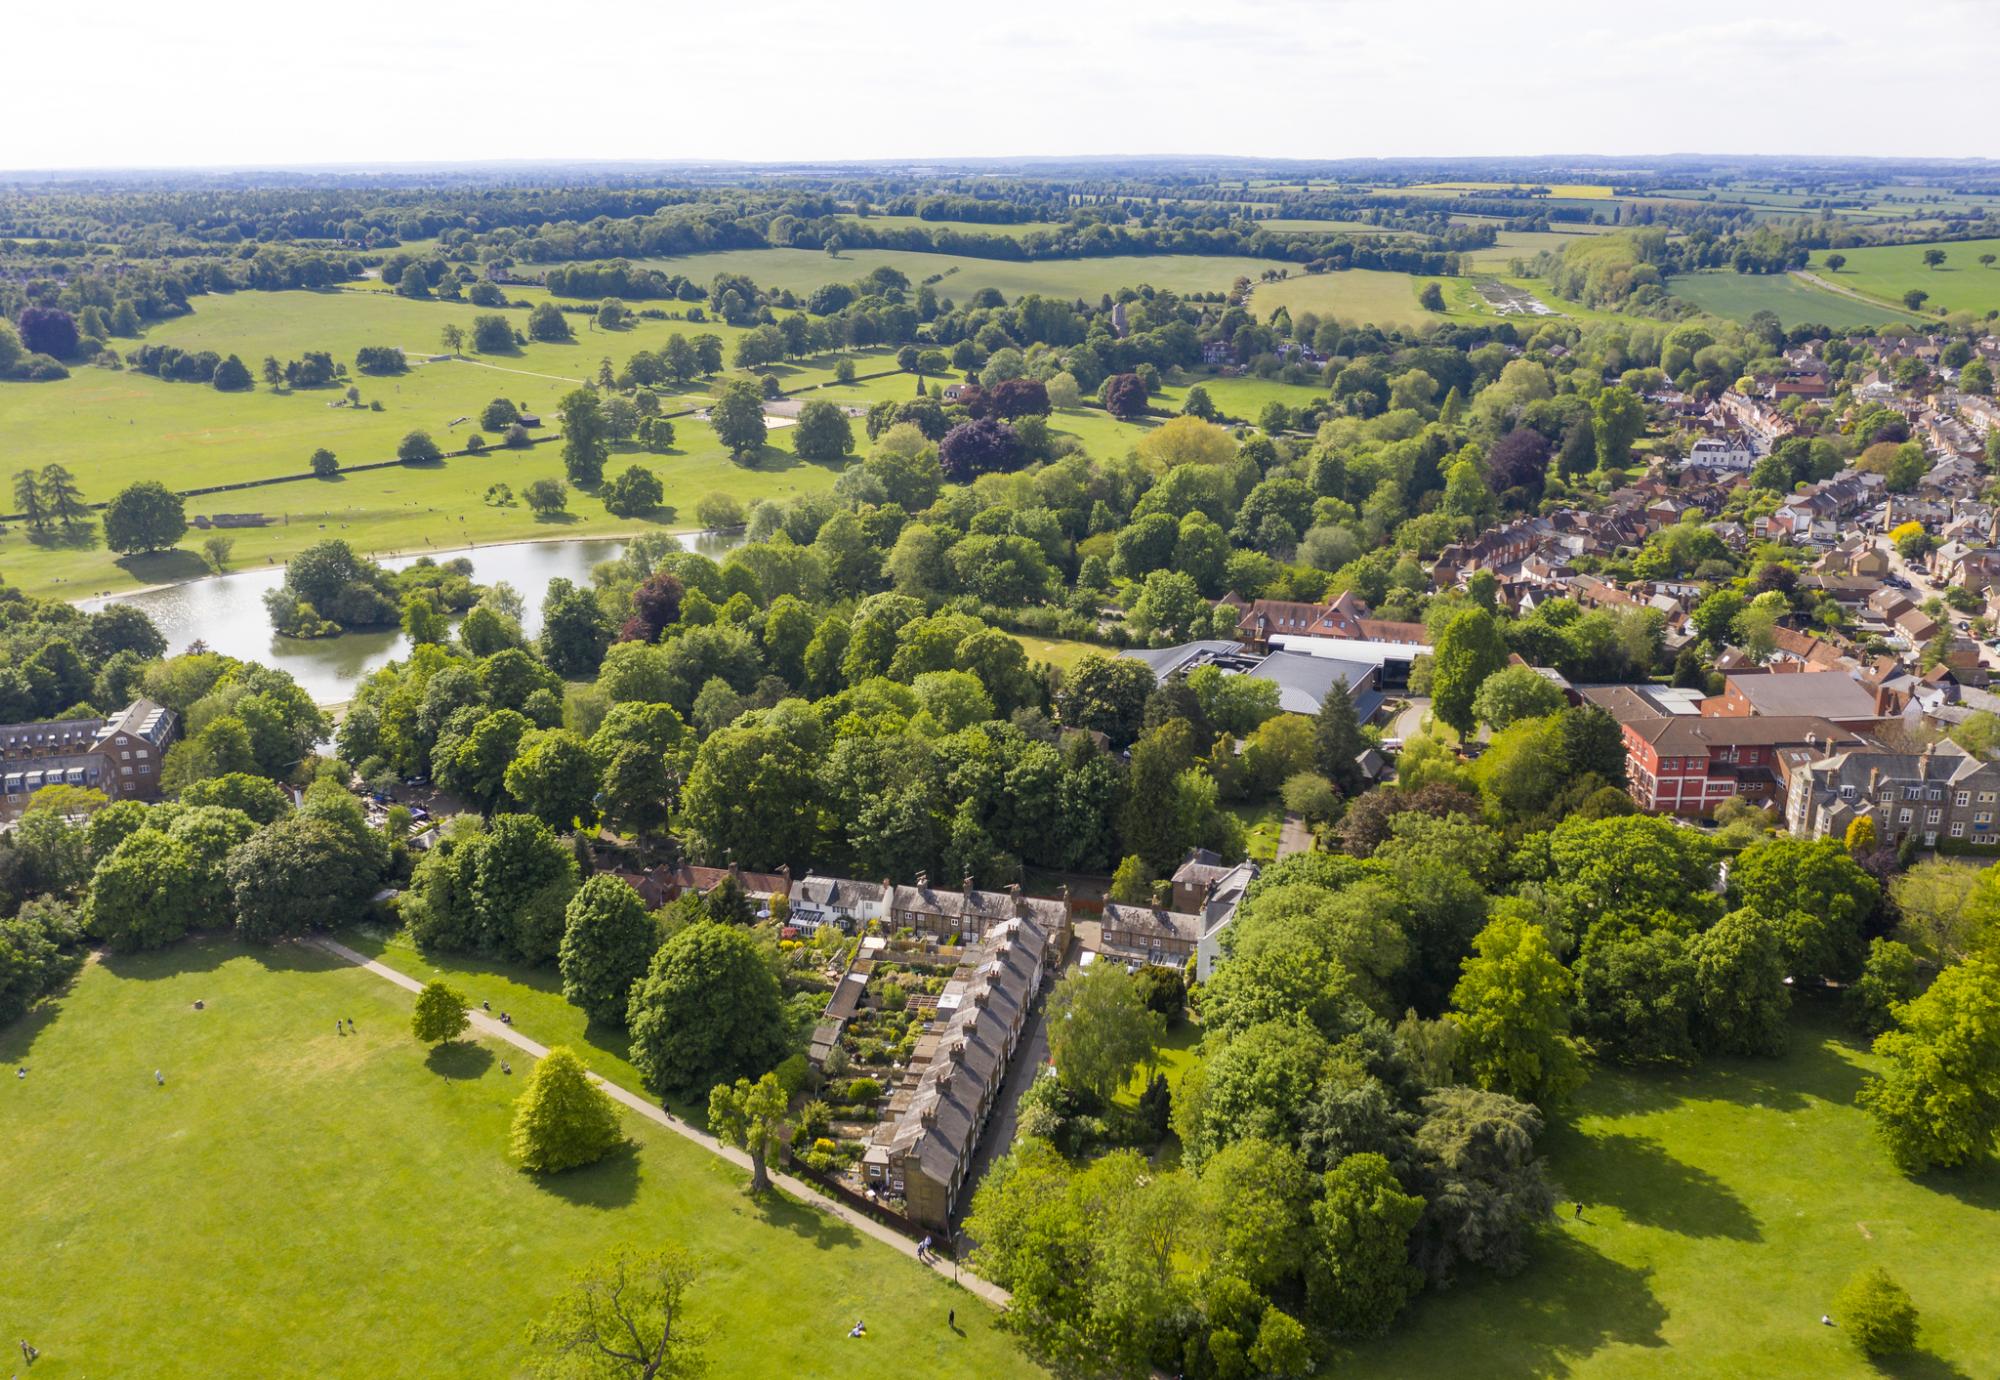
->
<box><xmin>78</xmin><ymin>533</ymin><xmax>741</xmax><ymax>705</ymax></box>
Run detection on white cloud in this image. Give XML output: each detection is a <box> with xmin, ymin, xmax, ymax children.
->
<box><xmin>3</xmin><ymin>0</ymin><xmax>1994</xmax><ymax>169</ymax></box>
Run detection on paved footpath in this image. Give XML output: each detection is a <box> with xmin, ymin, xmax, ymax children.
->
<box><xmin>312</xmin><ymin>937</ymin><xmax>1011</xmax><ymax>1309</ymax></box>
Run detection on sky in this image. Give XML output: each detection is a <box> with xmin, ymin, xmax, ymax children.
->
<box><xmin>11</xmin><ymin>0</ymin><xmax>1997</xmax><ymax>171</ymax></box>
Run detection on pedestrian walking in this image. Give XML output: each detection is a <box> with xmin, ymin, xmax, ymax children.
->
<box><xmin>155</xmin><ymin>1069</ymin><xmax>164</xmax><ymax>1086</ymax></box>
<box><xmin>1574</xmin><ymin>1201</ymin><xmax>1584</xmax><ymax>1220</ymax></box>
<box><xmin>337</xmin><ymin>1019</ymin><xmax>344</xmax><ymax>1036</ymax></box>
<box><xmin>948</xmin><ymin>1308</ymin><xmax>955</xmax><ymax>1329</ymax></box>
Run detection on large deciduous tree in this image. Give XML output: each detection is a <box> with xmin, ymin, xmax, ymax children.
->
<box><xmin>103</xmin><ymin>481</ymin><xmax>188</xmax><ymax>554</ymax></box>
<box><xmin>511</xmin><ymin>1045</ymin><xmax>624</xmax><ymax>1173</ymax></box>
<box><xmin>559</xmin><ymin>875</ymin><xmax>660</xmax><ymax>1025</ymax></box>
<box><xmin>1047</xmin><ymin>963</ymin><xmax>1165</xmax><ymax>1106</ymax></box>
<box><xmin>1859</xmin><ymin>958</ymin><xmax>2000</xmax><ymax>1172</ymax></box>
<box><xmin>625</xmin><ymin>920</ymin><xmax>786</xmax><ymax>1095</ymax></box>
<box><xmin>706</xmin><ymin>1072</ymin><xmax>789</xmax><ymax>1193</ymax></box>
<box><xmin>1450</xmin><ymin>914</ymin><xmax>1587</xmax><ymax>1105</ymax></box>
<box><xmin>1306</xmin><ymin>1151</ymin><xmax>1426</xmax><ymax>1337</ymax></box>
<box><xmin>526</xmin><ymin>1244</ymin><xmax>706</xmax><ymax>1380</ymax></box>
<box><xmin>1429</xmin><ymin>607</ymin><xmax>1509</xmax><ymax>738</ymax></box>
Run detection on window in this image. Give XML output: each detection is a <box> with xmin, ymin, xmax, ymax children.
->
<box><xmin>119</xmin><ymin>750</ymin><xmax>130</xmax><ymax>760</ymax></box>
<box><xmin>1928</xmin><ymin>787</ymin><xmax>1943</xmax><ymax>802</ymax></box>
<box><xmin>1839</xmin><ymin>785</ymin><xmax>1856</xmax><ymax>799</ymax></box>
<box><xmin>136</xmin><ymin>749</ymin><xmax>149</xmax><ymax>760</ymax></box>
<box><xmin>1981</xmin><ymin>792</ymin><xmax>1997</xmax><ymax>804</ymax></box>
<box><xmin>120</xmin><ymin>766</ymin><xmax>132</xmax><ymax>776</ymax></box>
<box><xmin>1906</xmin><ymin>787</ymin><xmax>1922</xmax><ymax>801</ymax></box>
<box><xmin>1952</xmin><ymin>822</ymin><xmax>1967</xmax><ymax>838</ymax></box>
<box><xmin>1980</xmin><ymin>812</ymin><xmax>1995</xmax><ymax>825</ymax></box>
<box><xmin>1958</xmin><ymin>791</ymin><xmax>1972</xmax><ymax>807</ymax></box>
<box><xmin>1899</xmin><ymin>808</ymin><xmax>1913</xmax><ymax>824</ymax></box>
<box><xmin>1928</xmin><ymin>808</ymin><xmax>1943</xmax><ymax>825</ymax></box>
<box><xmin>1925</xmin><ymin>832</ymin><xmax>1938</xmax><ymax>848</ymax></box>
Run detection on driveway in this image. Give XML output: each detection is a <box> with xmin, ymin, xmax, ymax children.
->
<box><xmin>1387</xmin><ymin>697</ymin><xmax>1433</xmax><ymax>741</ymax></box>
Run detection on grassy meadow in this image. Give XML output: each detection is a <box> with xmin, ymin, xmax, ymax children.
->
<box><xmin>534</xmin><ymin>247</ymin><xmax>1277</xmax><ymax>303</ymax></box>
<box><xmin>1246</xmin><ymin>268</ymin><xmax>1481</xmax><ymax>327</ymax></box>
<box><xmin>0</xmin><ymin>939</ymin><xmax>1038</xmax><ymax>1380</ymax></box>
<box><xmin>1811</xmin><ymin>238</ymin><xmax>2000</xmax><ymax>318</ymax></box>
<box><xmin>1342</xmin><ymin>1005</ymin><xmax>2000</xmax><ymax>1377</ymax></box>
<box><xmin>1667</xmin><ymin>270</ymin><xmax>1916</xmax><ymax>330</ymax></box>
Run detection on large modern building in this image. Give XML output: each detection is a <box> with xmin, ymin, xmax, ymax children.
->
<box><xmin>1118</xmin><ymin>641</ymin><xmax>1385</xmax><ymax>720</ymax></box>
<box><xmin>0</xmin><ymin>700</ymin><xmax>178</xmax><ymax>818</ymax></box>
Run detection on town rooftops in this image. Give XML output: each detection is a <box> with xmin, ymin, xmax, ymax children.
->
<box><xmin>1716</xmin><ymin>672</ymin><xmax>1881</xmax><ymax>721</ymax></box>
<box><xmin>1627</xmin><ymin>714</ymin><xmax>1871</xmax><ymax>754</ymax></box>
<box><xmin>0</xmin><ymin>698</ymin><xmax>176</xmax><ymax>757</ymax></box>
<box><xmin>1577</xmin><ymin>684</ymin><xmax>1704</xmax><ymax>723</ymax></box>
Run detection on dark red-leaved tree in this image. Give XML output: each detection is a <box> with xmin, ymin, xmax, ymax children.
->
<box><xmin>1486</xmin><ymin>427</ymin><xmax>1551</xmax><ymax>496</ymax></box>
<box><xmin>620</xmin><ymin>570</ymin><xmax>685</xmax><ymax>643</ymax></box>
<box><xmin>17</xmin><ymin>306</ymin><xmax>80</xmax><ymax>360</ymax></box>
<box><xmin>987</xmin><ymin>378</ymin><xmax>1051</xmax><ymax>419</ymax></box>
<box><xmin>1102</xmin><ymin>372</ymin><xmax>1148</xmax><ymax>420</ymax></box>
<box><xmin>938</xmin><ymin>418</ymin><xmax>1022</xmax><ymax>483</ymax></box>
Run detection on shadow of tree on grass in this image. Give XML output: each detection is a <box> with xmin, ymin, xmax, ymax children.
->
<box><xmin>1874</xmin><ymin>1347</ymin><xmax>1975</xmax><ymax>1380</ymax></box>
<box><xmin>751</xmin><ymin>1188</ymin><xmax>863</xmax><ymax>1252</ymax></box>
<box><xmin>1337</xmin><ymin>1228</ymin><xmax>1668</xmax><ymax>1376</ymax></box>
<box><xmin>1556</xmin><ymin>1130</ymin><xmax>1761</xmax><ymax>1241</ymax></box>
<box><xmin>425</xmin><ymin>1040</ymin><xmax>493</xmax><ymax>1080</ymax></box>
<box><xmin>529</xmin><ymin>1140</ymin><xmax>640</xmax><ymax>1210</ymax></box>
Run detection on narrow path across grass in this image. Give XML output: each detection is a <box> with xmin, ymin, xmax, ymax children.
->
<box><xmin>311</xmin><ymin>936</ymin><xmax>1010</xmax><ymax>1309</ymax></box>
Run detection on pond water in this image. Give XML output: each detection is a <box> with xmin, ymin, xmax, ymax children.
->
<box><xmin>78</xmin><ymin>532</ymin><xmax>741</xmax><ymax>705</ymax></box>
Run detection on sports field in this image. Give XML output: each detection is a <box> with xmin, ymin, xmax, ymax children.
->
<box><xmin>1811</xmin><ymin>238</ymin><xmax>2000</xmax><ymax>317</ymax></box>
<box><xmin>536</xmin><ymin>247</ymin><xmax>1278</xmax><ymax>303</ymax></box>
<box><xmin>1341</xmin><ymin>1006</ymin><xmax>2000</xmax><ymax>1377</ymax></box>
<box><xmin>0</xmin><ymin>939</ymin><xmax>1038</xmax><ymax>1380</ymax></box>
<box><xmin>1668</xmin><ymin>270</ymin><xmax>1915</xmax><ymax>330</ymax></box>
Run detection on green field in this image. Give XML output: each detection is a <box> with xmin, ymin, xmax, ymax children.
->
<box><xmin>1812</xmin><ymin>238</ymin><xmax>2000</xmax><ymax>317</ymax></box>
<box><xmin>837</xmin><ymin>215</ymin><xmax>1069</xmax><ymax>239</ymax></box>
<box><xmin>1342</xmin><ymin>1005</ymin><xmax>2000</xmax><ymax>1376</ymax></box>
<box><xmin>0</xmin><ymin>419</ymin><xmax>846</xmax><ymax>599</ymax></box>
<box><xmin>1258</xmin><ymin>218</ymin><xmax>1421</xmax><ymax>236</ymax></box>
<box><xmin>1247</xmin><ymin>268</ymin><xmax>1486</xmax><ymax>327</ymax></box>
<box><xmin>0</xmin><ymin>287</ymin><xmax>886</xmax><ymax>596</ymax></box>
<box><xmin>0</xmin><ymin>939</ymin><xmax>1038</xmax><ymax>1380</ymax></box>
<box><xmin>1008</xmin><ymin>634</ymin><xmax>1106</xmax><ymax>672</ymax></box>
<box><xmin>1668</xmin><ymin>270</ymin><xmax>1915</xmax><ymax>329</ymax></box>
<box><xmin>1461</xmin><ymin>230</ymin><xmax>1618</xmax><ymax>272</ymax></box>
<box><xmin>537</xmin><ymin>247</ymin><xmax>1279</xmax><ymax>304</ymax></box>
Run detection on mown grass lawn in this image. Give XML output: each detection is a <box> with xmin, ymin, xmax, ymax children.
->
<box><xmin>1009</xmin><ymin>633</ymin><xmax>1108</xmax><ymax>673</ymax></box>
<box><xmin>0</xmin><ymin>937</ymin><xmax>1040</xmax><ymax>1380</ymax></box>
<box><xmin>1227</xmin><ymin>800</ymin><xmax>1287</xmax><ymax>863</ymax></box>
<box><xmin>1342</xmin><ymin>1003</ymin><xmax>2000</xmax><ymax>1377</ymax></box>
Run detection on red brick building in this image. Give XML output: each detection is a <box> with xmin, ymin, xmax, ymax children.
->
<box><xmin>1620</xmin><ymin>714</ymin><xmax>1871</xmax><ymax>816</ymax></box>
